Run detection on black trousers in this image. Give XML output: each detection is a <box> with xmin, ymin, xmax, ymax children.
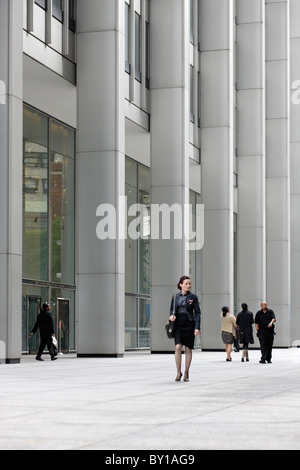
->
<box><xmin>37</xmin><ymin>337</ymin><xmax>54</xmax><ymax>359</ymax></box>
<box><xmin>258</xmin><ymin>331</ymin><xmax>274</xmax><ymax>362</ymax></box>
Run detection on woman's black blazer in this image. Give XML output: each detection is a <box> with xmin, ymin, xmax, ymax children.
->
<box><xmin>170</xmin><ymin>292</ymin><xmax>201</xmax><ymax>331</ymax></box>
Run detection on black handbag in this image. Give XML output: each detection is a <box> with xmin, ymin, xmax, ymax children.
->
<box><xmin>165</xmin><ymin>294</ymin><xmax>176</xmax><ymax>339</ymax></box>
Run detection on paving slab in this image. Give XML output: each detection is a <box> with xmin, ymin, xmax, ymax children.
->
<box><xmin>0</xmin><ymin>349</ymin><xmax>300</xmax><ymax>450</ymax></box>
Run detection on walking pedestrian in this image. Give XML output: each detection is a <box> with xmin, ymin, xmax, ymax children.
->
<box><xmin>255</xmin><ymin>301</ymin><xmax>276</xmax><ymax>364</ymax></box>
<box><xmin>221</xmin><ymin>306</ymin><xmax>237</xmax><ymax>361</ymax></box>
<box><xmin>29</xmin><ymin>303</ymin><xmax>57</xmax><ymax>362</ymax></box>
<box><xmin>233</xmin><ymin>313</ymin><xmax>240</xmax><ymax>352</ymax></box>
<box><xmin>236</xmin><ymin>303</ymin><xmax>254</xmax><ymax>362</ymax></box>
<box><xmin>169</xmin><ymin>276</ymin><xmax>201</xmax><ymax>382</ymax></box>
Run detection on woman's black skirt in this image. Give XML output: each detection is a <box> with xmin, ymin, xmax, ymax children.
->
<box><xmin>174</xmin><ymin>314</ymin><xmax>195</xmax><ymax>349</ymax></box>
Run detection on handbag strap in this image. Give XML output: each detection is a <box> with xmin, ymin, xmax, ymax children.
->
<box><xmin>173</xmin><ymin>294</ymin><xmax>176</xmax><ymax>315</ymax></box>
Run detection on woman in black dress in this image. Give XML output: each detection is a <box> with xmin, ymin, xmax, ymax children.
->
<box><xmin>169</xmin><ymin>276</ymin><xmax>201</xmax><ymax>382</ymax></box>
<box><xmin>236</xmin><ymin>303</ymin><xmax>254</xmax><ymax>362</ymax></box>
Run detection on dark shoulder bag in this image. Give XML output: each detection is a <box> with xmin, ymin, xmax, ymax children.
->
<box><xmin>165</xmin><ymin>294</ymin><xmax>176</xmax><ymax>339</ymax></box>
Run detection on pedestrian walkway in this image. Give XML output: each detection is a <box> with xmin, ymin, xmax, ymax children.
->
<box><xmin>1</xmin><ymin>348</ymin><xmax>300</xmax><ymax>450</ymax></box>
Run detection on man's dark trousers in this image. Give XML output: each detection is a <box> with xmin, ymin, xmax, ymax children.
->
<box><xmin>37</xmin><ymin>336</ymin><xmax>54</xmax><ymax>359</ymax></box>
<box><xmin>258</xmin><ymin>330</ymin><xmax>274</xmax><ymax>362</ymax></box>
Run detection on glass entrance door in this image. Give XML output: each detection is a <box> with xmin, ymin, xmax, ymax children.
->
<box><xmin>28</xmin><ymin>296</ymin><xmax>42</xmax><ymax>355</ymax></box>
<box><xmin>57</xmin><ymin>298</ymin><xmax>70</xmax><ymax>353</ymax></box>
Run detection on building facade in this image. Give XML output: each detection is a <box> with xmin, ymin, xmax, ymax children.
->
<box><xmin>0</xmin><ymin>0</ymin><xmax>299</xmax><ymax>362</ymax></box>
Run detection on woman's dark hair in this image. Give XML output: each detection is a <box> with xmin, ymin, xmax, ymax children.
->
<box><xmin>222</xmin><ymin>306</ymin><xmax>229</xmax><ymax>317</ymax></box>
<box><xmin>177</xmin><ymin>276</ymin><xmax>191</xmax><ymax>290</ymax></box>
<box><xmin>241</xmin><ymin>303</ymin><xmax>248</xmax><ymax>310</ymax></box>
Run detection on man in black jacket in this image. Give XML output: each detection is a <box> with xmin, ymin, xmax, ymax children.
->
<box><xmin>255</xmin><ymin>301</ymin><xmax>276</xmax><ymax>364</ymax></box>
<box><xmin>30</xmin><ymin>303</ymin><xmax>57</xmax><ymax>362</ymax></box>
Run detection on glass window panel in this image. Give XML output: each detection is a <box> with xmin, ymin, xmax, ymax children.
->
<box><xmin>125</xmin><ymin>158</ymin><xmax>138</xmax><ymax>293</ymax></box>
<box><xmin>190</xmin><ymin>65</ymin><xmax>195</xmax><ymax>123</ymax></box>
<box><xmin>125</xmin><ymin>183</ymin><xmax>138</xmax><ymax>293</ymax></box>
<box><xmin>125</xmin><ymin>2</ymin><xmax>131</xmax><ymax>73</ymax></box>
<box><xmin>146</xmin><ymin>22</ymin><xmax>150</xmax><ymax>88</ymax></box>
<box><xmin>189</xmin><ymin>190</ymin><xmax>201</xmax><ymax>306</ymax></box>
<box><xmin>125</xmin><ymin>158</ymin><xmax>151</xmax><ymax>296</ymax></box>
<box><xmin>125</xmin><ymin>296</ymin><xmax>138</xmax><ymax>349</ymax></box>
<box><xmin>138</xmin><ymin>164</ymin><xmax>150</xmax><ymax>196</ymax></box>
<box><xmin>125</xmin><ymin>155</ymin><xmax>137</xmax><ymax>187</ymax></box>
<box><xmin>69</xmin><ymin>0</ymin><xmax>76</xmax><ymax>32</ymax></box>
<box><xmin>138</xmin><ymin>165</ymin><xmax>150</xmax><ymax>295</ymax></box>
<box><xmin>35</xmin><ymin>0</ymin><xmax>47</xmax><ymax>10</ymax></box>
<box><xmin>23</xmin><ymin>106</ymin><xmax>48</xmax><ymax>148</ymax></box>
<box><xmin>135</xmin><ymin>12</ymin><xmax>141</xmax><ymax>81</ymax></box>
<box><xmin>53</xmin><ymin>0</ymin><xmax>63</xmax><ymax>22</ymax></box>
<box><xmin>139</xmin><ymin>299</ymin><xmax>150</xmax><ymax>348</ymax></box>
<box><xmin>198</xmin><ymin>0</ymin><xmax>201</xmax><ymax>50</ymax></box>
<box><xmin>198</xmin><ymin>71</ymin><xmax>201</xmax><ymax>127</ymax></box>
<box><xmin>190</xmin><ymin>0</ymin><xmax>194</xmax><ymax>44</ymax></box>
<box><xmin>23</xmin><ymin>107</ymin><xmax>49</xmax><ymax>281</ymax></box>
<box><xmin>139</xmin><ymin>238</ymin><xmax>150</xmax><ymax>295</ymax></box>
<box><xmin>50</xmin><ymin>120</ymin><xmax>75</xmax><ymax>159</ymax></box>
<box><xmin>50</xmin><ymin>120</ymin><xmax>75</xmax><ymax>285</ymax></box>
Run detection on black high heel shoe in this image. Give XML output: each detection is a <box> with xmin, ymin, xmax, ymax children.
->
<box><xmin>183</xmin><ymin>373</ymin><xmax>189</xmax><ymax>382</ymax></box>
<box><xmin>175</xmin><ymin>373</ymin><xmax>183</xmax><ymax>382</ymax></box>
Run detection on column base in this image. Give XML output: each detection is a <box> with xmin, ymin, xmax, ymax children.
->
<box><xmin>77</xmin><ymin>354</ymin><xmax>124</xmax><ymax>358</ymax></box>
<box><xmin>4</xmin><ymin>359</ymin><xmax>21</xmax><ymax>364</ymax></box>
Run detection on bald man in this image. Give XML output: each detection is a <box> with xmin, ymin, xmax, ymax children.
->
<box><xmin>255</xmin><ymin>302</ymin><xmax>276</xmax><ymax>364</ymax></box>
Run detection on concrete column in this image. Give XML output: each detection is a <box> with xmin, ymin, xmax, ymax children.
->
<box><xmin>76</xmin><ymin>0</ymin><xmax>125</xmax><ymax>357</ymax></box>
<box><xmin>290</xmin><ymin>0</ymin><xmax>300</xmax><ymax>344</ymax></box>
<box><xmin>150</xmin><ymin>0</ymin><xmax>190</xmax><ymax>353</ymax></box>
<box><xmin>265</xmin><ymin>0</ymin><xmax>290</xmax><ymax>346</ymax></box>
<box><xmin>200</xmin><ymin>0</ymin><xmax>234</xmax><ymax>349</ymax></box>
<box><xmin>0</xmin><ymin>0</ymin><xmax>23</xmax><ymax>363</ymax></box>
<box><xmin>236</xmin><ymin>1</ymin><xmax>266</xmax><ymax>318</ymax></box>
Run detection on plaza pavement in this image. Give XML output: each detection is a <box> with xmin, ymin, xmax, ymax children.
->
<box><xmin>1</xmin><ymin>348</ymin><xmax>300</xmax><ymax>451</ymax></box>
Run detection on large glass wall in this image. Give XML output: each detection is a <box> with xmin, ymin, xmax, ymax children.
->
<box><xmin>22</xmin><ymin>105</ymin><xmax>76</xmax><ymax>354</ymax></box>
<box><xmin>125</xmin><ymin>157</ymin><xmax>150</xmax><ymax>349</ymax></box>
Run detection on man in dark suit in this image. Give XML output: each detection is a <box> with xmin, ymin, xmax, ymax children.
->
<box><xmin>30</xmin><ymin>303</ymin><xmax>57</xmax><ymax>362</ymax></box>
<box><xmin>255</xmin><ymin>301</ymin><xmax>276</xmax><ymax>364</ymax></box>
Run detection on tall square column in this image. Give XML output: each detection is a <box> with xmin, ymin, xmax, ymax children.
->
<box><xmin>0</xmin><ymin>0</ymin><xmax>23</xmax><ymax>363</ymax></box>
<box><xmin>290</xmin><ymin>0</ymin><xmax>300</xmax><ymax>344</ymax></box>
<box><xmin>76</xmin><ymin>0</ymin><xmax>125</xmax><ymax>357</ymax></box>
<box><xmin>150</xmin><ymin>0</ymin><xmax>190</xmax><ymax>352</ymax></box>
<box><xmin>236</xmin><ymin>0</ymin><xmax>266</xmax><ymax>319</ymax></box>
<box><xmin>266</xmin><ymin>0</ymin><xmax>291</xmax><ymax>346</ymax></box>
<box><xmin>200</xmin><ymin>0</ymin><xmax>234</xmax><ymax>349</ymax></box>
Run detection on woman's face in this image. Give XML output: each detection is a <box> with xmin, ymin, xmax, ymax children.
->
<box><xmin>180</xmin><ymin>279</ymin><xmax>191</xmax><ymax>292</ymax></box>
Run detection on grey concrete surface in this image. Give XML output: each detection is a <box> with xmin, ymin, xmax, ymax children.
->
<box><xmin>1</xmin><ymin>348</ymin><xmax>300</xmax><ymax>450</ymax></box>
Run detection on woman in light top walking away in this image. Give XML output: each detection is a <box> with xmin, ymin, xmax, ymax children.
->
<box><xmin>169</xmin><ymin>276</ymin><xmax>201</xmax><ymax>382</ymax></box>
<box><xmin>221</xmin><ymin>306</ymin><xmax>237</xmax><ymax>361</ymax></box>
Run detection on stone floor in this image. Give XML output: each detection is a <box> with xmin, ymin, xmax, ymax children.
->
<box><xmin>1</xmin><ymin>348</ymin><xmax>300</xmax><ymax>450</ymax></box>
